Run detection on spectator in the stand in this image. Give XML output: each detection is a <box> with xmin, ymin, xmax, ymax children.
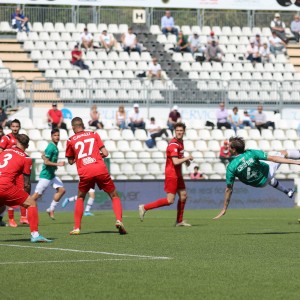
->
<box><xmin>175</xmin><ymin>31</ymin><xmax>191</xmax><ymax>53</ymax></box>
<box><xmin>121</xmin><ymin>27</ymin><xmax>141</xmax><ymax>54</ymax></box>
<box><xmin>161</xmin><ymin>10</ymin><xmax>178</xmax><ymax>37</ymax></box>
<box><xmin>254</xmin><ymin>34</ymin><xmax>262</xmax><ymax>48</ymax></box>
<box><xmin>188</xmin><ymin>32</ymin><xmax>205</xmax><ymax>56</ymax></box>
<box><xmin>270</xmin><ymin>13</ymin><xmax>288</xmax><ymax>43</ymax></box>
<box><xmin>206</xmin><ymin>40</ymin><xmax>224</xmax><ymax>62</ymax></box>
<box><xmin>71</xmin><ymin>44</ymin><xmax>89</xmax><ymax>70</ymax></box>
<box><xmin>115</xmin><ymin>105</ymin><xmax>127</xmax><ymax>129</ymax></box>
<box><xmin>167</xmin><ymin>105</ymin><xmax>182</xmax><ymax>133</ymax></box>
<box><xmin>190</xmin><ymin>166</ymin><xmax>205</xmax><ymax>180</ymax></box>
<box><xmin>216</xmin><ymin>102</ymin><xmax>231</xmax><ymax>129</ymax></box>
<box><xmin>128</xmin><ymin>103</ymin><xmax>145</xmax><ymax>133</ymax></box>
<box><xmin>269</xmin><ymin>31</ymin><xmax>286</xmax><ymax>55</ymax></box>
<box><xmin>99</xmin><ymin>30</ymin><xmax>117</xmax><ymax>53</ymax></box>
<box><xmin>259</xmin><ymin>42</ymin><xmax>271</xmax><ymax>63</ymax></box>
<box><xmin>0</xmin><ymin>107</ymin><xmax>8</xmax><ymax>128</ymax></box>
<box><xmin>207</xmin><ymin>31</ymin><xmax>217</xmax><ymax>45</ymax></box>
<box><xmin>241</xmin><ymin>110</ymin><xmax>254</xmax><ymax>128</ymax></box>
<box><xmin>88</xmin><ymin>105</ymin><xmax>104</xmax><ymax>129</ymax></box>
<box><xmin>147</xmin><ymin>57</ymin><xmax>163</xmax><ymax>80</ymax></box>
<box><xmin>219</xmin><ymin>140</ymin><xmax>232</xmax><ymax>166</ymax></box>
<box><xmin>80</xmin><ymin>27</ymin><xmax>94</xmax><ymax>50</ymax></box>
<box><xmin>291</xmin><ymin>14</ymin><xmax>300</xmax><ymax>43</ymax></box>
<box><xmin>11</xmin><ymin>7</ymin><xmax>29</xmax><ymax>33</ymax></box>
<box><xmin>254</xmin><ymin>105</ymin><xmax>275</xmax><ymax>133</ymax></box>
<box><xmin>47</xmin><ymin>103</ymin><xmax>67</xmax><ymax>131</ymax></box>
<box><xmin>229</xmin><ymin>106</ymin><xmax>243</xmax><ymax>134</ymax></box>
<box><xmin>147</xmin><ymin>117</ymin><xmax>169</xmax><ymax>146</ymax></box>
<box><xmin>246</xmin><ymin>38</ymin><xmax>261</xmax><ymax>63</ymax></box>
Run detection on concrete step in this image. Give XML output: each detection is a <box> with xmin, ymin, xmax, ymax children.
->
<box><xmin>0</xmin><ymin>43</ymin><xmax>24</xmax><ymax>52</ymax></box>
<box><xmin>3</xmin><ymin>62</ymin><xmax>38</xmax><ymax>71</ymax></box>
<box><xmin>287</xmin><ymin>48</ymin><xmax>300</xmax><ymax>56</ymax></box>
<box><xmin>289</xmin><ymin>57</ymin><xmax>300</xmax><ymax>65</ymax></box>
<box><xmin>13</xmin><ymin>72</ymin><xmax>44</xmax><ymax>81</ymax></box>
<box><xmin>0</xmin><ymin>52</ymin><xmax>30</xmax><ymax>61</ymax></box>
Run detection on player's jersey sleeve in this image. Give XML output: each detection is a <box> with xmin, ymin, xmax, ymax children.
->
<box><xmin>168</xmin><ymin>143</ymin><xmax>179</xmax><ymax>157</ymax></box>
<box><xmin>65</xmin><ymin>139</ymin><xmax>75</xmax><ymax>158</ymax></box>
<box><xmin>0</xmin><ymin>136</ymin><xmax>9</xmax><ymax>149</ymax></box>
<box><xmin>250</xmin><ymin>149</ymin><xmax>268</xmax><ymax>160</ymax></box>
<box><xmin>226</xmin><ymin>164</ymin><xmax>236</xmax><ymax>186</ymax></box>
<box><xmin>23</xmin><ymin>156</ymin><xmax>32</xmax><ymax>175</ymax></box>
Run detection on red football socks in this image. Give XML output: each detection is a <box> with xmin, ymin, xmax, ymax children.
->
<box><xmin>20</xmin><ymin>206</ymin><xmax>27</xmax><ymax>218</ymax></box>
<box><xmin>144</xmin><ymin>198</ymin><xmax>170</xmax><ymax>211</ymax></box>
<box><xmin>8</xmin><ymin>208</ymin><xmax>14</xmax><ymax>220</ymax></box>
<box><xmin>177</xmin><ymin>200</ymin><xmax>186</xmax><ymax>223</ymax></box>
<box><xmin>27</xmin><ymin>206</ymin><xmax>39</xmax><ymax>232</ymax></box>
<box><xmin>112</xmin><ymin>197</ymin><xmax>122</xmax><ymax>221</ymax></box>
<box><xmin>74</xmin><ymin>198</ymin><xmax>84</xmax><ymax>229</ymax></box>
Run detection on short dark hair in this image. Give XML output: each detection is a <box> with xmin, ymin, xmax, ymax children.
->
<box><xmin>233</xmin><ymin>106</ymin><xmax>238</xmax><ymax>111</ymax></box>
<box><xmin>71</xmin><ymin>117</ymin><xmax>85</xmax><ymax>128</ymax></box>
<box><xmin>51</xmin><ymin>128</ymin><xmax>60</xmax><ymax>135</ymax></box>
<box><xmin>150</xmin><ymin>117</ymin><xmax>155</xmax><ymax>121</ymax></box>
<box><xmin>16</xmin><ymin>134</ymin><xmax>29</xmax><ymax>147</ymax></box>
<box><xmin>229</xmin><ymin>136</ymin><xmax>245</xmax><ymax>154</ymax></box>
<box><xmin>174</xmin><ymin>122</ymin><xmax>186</xmax><ymax>131</ymax></box>
<box><xmin>10</xmin><ymin>119</ymin><xmax>21</xmax><ymax>127</ymax></box>
<box><xmin>194</xmin><ymin>166</ymin><xmax>199</xmax><ymax>170</ymax></box>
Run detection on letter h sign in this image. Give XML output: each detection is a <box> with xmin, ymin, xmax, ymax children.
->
<box><xmin>133</xmin><ymin>9</ymin><xmax>146</xmax><ymax>24</ymax></box>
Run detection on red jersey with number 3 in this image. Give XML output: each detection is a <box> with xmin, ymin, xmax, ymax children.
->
<box><xmin>0</xmin><ymin>133</ymin><xmax>17</xmax><ymax>150</ymax></box>
<box><xmin>0</xmin><ymin>148</ymin><xmax>32</xmax><ymax>185</ymax></box>
<box><xmin>66</xmin><ymin>131</ymin><xmax>108</xmax><ymax>178</ymax></box>
<box><xmin>165</xmin><ymin>138</ymin><xmax>184</xmax><ymax>178</ymax></box>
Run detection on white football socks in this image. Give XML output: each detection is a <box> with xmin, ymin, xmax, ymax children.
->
<box><xmin>286</xmin><ymin>150</ymin><xmax>300</xmax><ymax>159</ymax></box>
<box><xmin>85</xmin><ymin>197</ymin><xmax>95</xmax><ymax>212</ymax></box>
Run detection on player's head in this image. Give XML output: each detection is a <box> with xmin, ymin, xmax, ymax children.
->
<box><xmin>16</xmin><ymin>134</ymin><xmax>29</xmax><ymax>150</ymax></box>
<box><xmin>229</xmin><ymin>136</ymin><xmax>245</xmax><ymax>155</ymax></box>
<box><xmin>174</xmin><ymin>122</ymin><xmax>186</xmax><ymax>140</ymax></box>
<box><xmin>10</xmin><ymin>119</ymin><xmax>21</xmax><ymax>134</ymax></box>
<box><xmin>71</xmin><ymin>117</ymin><xmax>85</xmax><ymax>133</ymax></box>
<box><xmin>51</xmin><ymin>128</ymin><xmax>60</xmax><ymax>143</ymax></box>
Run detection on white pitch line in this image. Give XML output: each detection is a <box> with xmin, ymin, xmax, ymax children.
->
<box><xmin>0</xmin><ymin>244</ymin><xmax>171</xmax><ymax>260</ymax></box>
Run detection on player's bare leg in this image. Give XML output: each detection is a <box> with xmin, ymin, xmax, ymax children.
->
<box><xmin>46</xmin><ymin>187</ymin><xmax>66</xmax><ymax>220</ymax></box>
<box><xmin>175</xmin><ymin>189</ymin><xmax>191</xmax><ymax>227</ymax></box>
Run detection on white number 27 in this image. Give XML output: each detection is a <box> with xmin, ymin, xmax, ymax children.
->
<box><xmin>75</xmin><ymin>138</ymin><xmax>95</xmax><ymax>159</ymax></box>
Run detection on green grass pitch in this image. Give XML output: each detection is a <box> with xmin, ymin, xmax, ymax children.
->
<box><xmin>1</xmin><ymin>208</ymin><xmax>300</xmax><ymax>300</ymax></box>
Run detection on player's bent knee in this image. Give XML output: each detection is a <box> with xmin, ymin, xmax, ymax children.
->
<box><xmin>58</xmin><ymin>187</ymin><xmax>66</xmax><ymax>195</ymax></box>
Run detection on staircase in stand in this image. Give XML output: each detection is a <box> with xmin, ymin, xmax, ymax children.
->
<box><xmin>287</xmin><ymin>44</ymin><xmax>300</xmax><ymax>72</ymax></box>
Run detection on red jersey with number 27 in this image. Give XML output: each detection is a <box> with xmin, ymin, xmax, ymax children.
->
<box><xmin>0</xmin><ymin>133</ymin><xmax>17</xmax><ymax>150</ymax></box>
<box><xmin>165</xmin><ymin>138</ymin><xmax>184</xmax><ymax>178</ymax></box>
<box><xmin>66</xmin><ymin>131</ymin><xmax>108</xmax><ymax>178</ymax></box>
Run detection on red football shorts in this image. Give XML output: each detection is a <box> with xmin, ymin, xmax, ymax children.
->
<box><xmin>0</xmin><ymin>184</ymin><xmax>29</xmax><ymax>207</ymax></box>
<box><xmin>79</xmin><ymin>172</ymin><xmax>115</xmax><ymax>194</ymax></box>
<box><xmin>164</xmin><ymin>176</ymin><xmax>185</xmax><ymax>194</ymax></box>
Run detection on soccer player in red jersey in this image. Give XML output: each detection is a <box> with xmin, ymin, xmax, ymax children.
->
<box><xmin>0</xmin><ymin>119</ymin><xmax>28</xmax><ymax>227</ymax></box>
<box><xmin>66</xmin><ymin>117</ymin><xmax>126</xmax><ymax>235</ymax></box>
<box><xmin>139</xmin><ymin>122</ymin><xmax>193</xmax><ymax>226</ymax></box>
<box><xmin>0</xmin><ymin>134</ymin><xmax>51</xmax><ymax>242</ymax></box>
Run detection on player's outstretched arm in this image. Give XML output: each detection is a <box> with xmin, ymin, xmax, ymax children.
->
<box><xmin>267</xmin><ymin>155</ymin><xmax>300</xmax><ymax>165</ymax></box>
<box><xmin>213</xmin><ymin>186</ymin><xmax>233</xmax><ymax>220</ymax></box>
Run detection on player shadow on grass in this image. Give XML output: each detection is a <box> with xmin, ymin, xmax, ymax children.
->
<box><xmin>2</xmin><ymin>238</ymin><xmax>56</xmax><ymax>242</ymax></box>
<box><xmin>232</xmin><ymin>231</ymin><xmax>300</xmax><ymax>235</ymax></box>
<box><xmin>79</xmin><ymin>230</ymin><xmax>123</xmax><ymax>235</ymax></box>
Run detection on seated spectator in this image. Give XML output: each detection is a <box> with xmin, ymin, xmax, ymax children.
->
<box><xmin>71</xmin><ymin>44</ymin><xmax>89</xmax><ymax>70</ymax></box>
<box><xmin>47</xmin><ymin>103</ymin><xmax>67</xmax><ymax>131</ymax></box>
<box><xmin>291</xmin><ymin>14</ymin><xmax>300</xmax><ymax>43</ymax></box>
<box><xmin>190</xmin><ymin>166</ymin><xmax>205</xmax><ymax>180</ymax></box>
<box><xmin>270</xmin><ymin>13</ymin><xmax>288</xmax><ymax>44</ymax></box>
<box><xmin>147</xmin><ymin>117</ymin><xmax>169</xmax><ymax>146</ymax></box>
<box><xmin>259</xmin><ymin>42</ymin><xmax>271</xmax><ymax>63</ymax></box>
<box><xmin>121</xmin><ymin>27</ymin><xmax>141</xmax><ymax>55</ymax></box>
<box><xmin>0</xmin><ymin>107</ymin><xmax>8</xmax><ymax>128</ymax></box>
<box><xmin>207</xmin><ymin>31</ymin><xmax>217</xmax><ymax>45</ymax></box>
<box><xmin>11</xmin><ymin>8</ymin><xmax>29</xmax><ymax>33</ymax></box>
<box><xmin>80</xmin><ymin>27</ymin><xmax>94</xmax><ymax>50</ymax></box>
<box><xmin>128</xmin><ymin>103</ymin><xmax>145</xmax><ymax>132</ymax></box>
<box><xmin>161</xmin><ymin>10</ymin><xmax>178</xmax><ymax>37</ymax></box>
<box><xmin>241</xmin><ymin>110</ymin><xmax>254</xmax><ymax>128</ymax></box>
<box><xmin>254</xmin><ymin>105</ymin><xmax>275</xmax><ymax>133</ymax></box>
<box><xmin>147</xmin><ymin>57</ymin><xmax>163</xmax><ymax>80</ymax></box>
<box><xmin>216</xmin><ymin>102</ymin><xmax>231</xmax><ymax>129</ymax></box>
<box><xmin>254</xmin><ymin>34</ymin><xmax>262</xmax><ymax>48</ymax></box>
<box><xmin>219</xmin><ymin>140</ymin><xmax>232</xmax><ymax>166</ymax></box>
<box><xmin>188</xmin><ymin>32</ymin><xmax>205</xmax><ymax>56</ymax></box>
<box><xmin>115</xmin><ymin>105</ymin><xmax>127</xmax><ymax>129</ymax></box>
<box><xmin>269</xmin><ymin>31</ymin><xmax>286</xmax><ymax>55</ymax></box>
<box><xmin>99</xmin><ymin>30</ymin><xmax>117</xmax><ymax>53</ymax></box>
<box><xmin>88</xmin><ymin>105</ymin><xmax>104</xmax><ymax>129</ymax></box>
<box><xmin>229</xmin><ymin>106</ymin><xmax>243</xmax><ymax>134</ymax></box>
<box><xmin>246</xmin><ymin>38</ymin><xmax>261</xmax><ymax>63</ymax></box>
<box><xmin>206</xmin><ymin>40</ymin><xmax>224</xmax><ymax>62</ymax></box>
<box><xmin>167</xmin><ymin>105</ymin><xmax>182</xmax><ymax>133</ymax></box>
<box><xmin>175</xmin><ymin>31</ymin><xmax>191</xmax><ymax>53</ymax></box>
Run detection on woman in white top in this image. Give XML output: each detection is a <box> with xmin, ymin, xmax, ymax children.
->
<box><xmin>115</xmin><ymin>105</ymin><xmax>127</xmax><ymax>129</ymax></box>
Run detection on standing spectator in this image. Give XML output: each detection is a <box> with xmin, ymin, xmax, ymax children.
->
<box><xmin>206</xmin><ymin>40</ymin><xmax>224</xmax><ymax>62</ymax></box>
<box><xmin>259</xmin><ymin>42</ymin><xmax>271</xmax><ymax>63</ymax></box>
<box><xmin>219</xmin><ymin>140</ymin><xmax>232</xmax><ymax>166</ymax></box>
<box><xmin>71</xmin><ymin>44</ymin><xmax>89</xmax><ymax>70</ymax></box>
<box><xmin>66</xmin><ymin>117</ymin><xmax>126</xmax><ymax>235</ymax></box>
<box><xmin>128</xmin><ymin>103</ymin><xmax>145</xmax><ymax>132</ymax></box>
<box><xmin>254</xmin><ymin>105</ymin><xmax>275</xmax><ymax>133</ymax></box>
<box><xmin>121</xmin><ymin>27</ymin><xmax>141</xmax><ymax>55</ymax></box>
<box><xmin>80</xmin><ymin>27</ymin><xmax>94</xmax><ymax>50</ymax></box>
<box><xmin>11</xmin><ymin>7</ymin><xmax>29</xmax><ymax>33</ymax></box>
<box><xmin>270</xmin><ymin>13</ymin><xmax>288</xmax><ymax>43</ymax></box>
<box><xmin>188</xmin><ymin>32</ymin><xmax>205</xmax><ymax>56</ymax></box>
<box><xmin>229</xmin><ymin>106</ymin><xmax>243</xmax><ymax>134</ymax></box>
<box><xmin>147</xmin><ymin>117</ymin><xmax>169</xmax><ymax>146</ymax></box>
<box><xmin>190</xmin><ymin>166</ymin><xmax>205</xmax><ymax>180</ymax></box>
<box><xmin>175</xmin><ymin>31</ymin><xmax>191</xmax><ymax>53</ymax></box>
<box><xmin>0</xmin><ymin>107</ymin><xmax>8</xmax><ymax>128</ymax></box>
<box><xmin>269</xmin><ymin>31</ymin><xmax>286</xmax><ymax>54</ymax></box>
<box><xmin>99</xmin><ymin>30</ymin><xmax>117</xmax><ymax>53</ymax></box>
<box><xmin>147</xmin><ymin>57</ymin><xmax>163</xmax><ymax>80</ymax></box>
<box><xmin>88</xmin><ymin>105</ymin><xmax>104</xmax><ymax>129</ymax></box>
<box><xmin>115</xmin><ymin>105</ymin><xmax>127</xmax><ymax>129</ymax></box>
<box><xmin>241</xmin><ymin>110</ymin><xmax>254</xmax><ymax>128</ymax></box>
<box><xmin>254</xmin><ymin>34</ymin><xmax>262</xmax><ymax>48</ymax></box>
<box><xmin>47</xmin><ymin>103</ymin><xmax>67</xmax><ymax>131</ymax></box>
<box><xmin>246</xmin><ymin>38</ymin><xmax>261</xmax><ymax>63</ymax></box>
<box><xmin>167</xmin><ymin>105</ymin><xmax>182</xmax><ymax>133</ymax></box>
<box><xmin>161</xmin><ymin>10</ymin><xmax>178</xmax><ymax>37</ymax></box>
<box><xmin>216</xmin><ymin>102</ymin><xmax>231</xmax><ymax>129</ymax></box>
<box><xmin>139</xmin><ymin>122</ymin><xmax>193</xmax><ymax>226</ymax></box>
<box><xmin>291</xmin><ymin>14</ymin><xmax>300</xmax><ymax>43</ymax></box>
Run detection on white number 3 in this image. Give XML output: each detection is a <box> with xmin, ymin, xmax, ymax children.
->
<box><xmin>0</xmin><ymin>153</ymin><xmax>13</xmax><ymax>168</ymax></box>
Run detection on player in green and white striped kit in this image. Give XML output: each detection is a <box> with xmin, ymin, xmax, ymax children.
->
<box><xmin>214</xmin><ymin>136</ymin><xmax>300</xmax><ymax>219</ymax></box>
